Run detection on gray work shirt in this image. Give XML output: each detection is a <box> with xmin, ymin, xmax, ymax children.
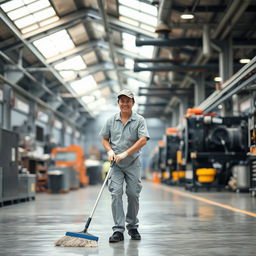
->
<box><xmin>99</xmin><ymin>111</ymin><xmax>150</xmax><ymax>168</ymax></box>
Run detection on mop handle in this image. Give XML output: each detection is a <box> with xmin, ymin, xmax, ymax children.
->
<box><xmin>89</xmin><ymin>162</ymin><xmax>113</xmax><ymax>218</ymax></box>
<box><xmin>83</xmin><ymin>162</ymin><xmax>113</xmax><ymax>232</ymax></box>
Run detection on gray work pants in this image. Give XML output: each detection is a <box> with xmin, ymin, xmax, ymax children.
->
<box><xmin>108</xmin><ymin>160</ymin><xmax>142</xmax><ymax>233</ymax></box>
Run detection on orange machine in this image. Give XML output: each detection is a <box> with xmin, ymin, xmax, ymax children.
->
<box><xmin>51</xmin><ymin>144</ymin><xmax>89</xmax><ymax>187</ymax></box>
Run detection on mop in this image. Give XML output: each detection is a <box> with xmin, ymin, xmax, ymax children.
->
<box><xmin>55</xmin><ymin>162</ymin><xmax>113</xmax><ymax>247</ymax></box>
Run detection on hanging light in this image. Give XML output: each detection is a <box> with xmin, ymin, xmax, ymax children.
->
<box><xmin>180</xmin><ymin>13</ymin><xmax>194</xmax><ymax>20</ymax></box>
<box><xmin>214</xmin><ymin>76</ymin><xmax>222</xmax><ymax>82</ymax></box>
<box><xmin>239</xmin><ymin>58</ymin><xmax>251</xmax><ymax>64</ymax></box>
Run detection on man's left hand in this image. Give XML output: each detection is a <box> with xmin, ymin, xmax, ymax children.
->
<box><xmin>115</xmin><ymin>151</ymin><xmax>128</xmax><ymax>163</ymax></box>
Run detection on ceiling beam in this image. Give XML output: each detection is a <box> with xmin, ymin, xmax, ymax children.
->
<box><xmin>0</xmin><ymin>8</ymin><xmax>93</xmax><ymax>118</ymax></box>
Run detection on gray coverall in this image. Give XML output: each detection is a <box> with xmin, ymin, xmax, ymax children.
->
<box><xmin>99</xmin><ymin>111</ymin><xmax>150</xmax><ymax>233</ymax></box>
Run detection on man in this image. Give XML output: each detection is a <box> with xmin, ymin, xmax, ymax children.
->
<box><xmin>99</xmin><ymin>89</ymin><xmax>150</xmax><ymax>243</ymax></box>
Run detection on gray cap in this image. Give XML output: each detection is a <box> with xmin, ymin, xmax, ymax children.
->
<box><xmin>117</xmin><ymin>89</ymin><xmax>134</xmax><ymax>99</ymax></box>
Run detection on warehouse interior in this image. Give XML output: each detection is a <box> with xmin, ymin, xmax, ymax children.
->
<box><xmin>0</xmin><ymin>0</ymin><xmax>256</xmax><ymax>255</ymax></box>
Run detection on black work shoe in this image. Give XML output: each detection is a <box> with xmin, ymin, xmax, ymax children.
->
<box><xmin>109</xmin><ymin>231</ymin><xmax>124</xmax><ymax>243</ymax></box>
<box><xmin>128</xmin><ymin>229</ymin><xmax>141</xmax><ymax>240</ymax></box>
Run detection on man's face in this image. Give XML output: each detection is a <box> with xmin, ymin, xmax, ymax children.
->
<box><xmin>118</xmin><ymin>95</ymin><xmax>134</xmax><ymax>113</ymax></box>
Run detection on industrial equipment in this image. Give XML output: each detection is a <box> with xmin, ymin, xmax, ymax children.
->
<box><xmin>0</xmin><ymin>167</ymin><xmax>2</xmax><ymax>207</ymax></box>
<box><xmin>149</xmin><ymin>144</ymin><xmax>163</xmax><ymax>183</ymax></box>
<box><xmin>248</xmin><ymin>91</ymin><xmax>256</xmax><ymax>196</ymax></box>
<box><xmin>47</xmin><ymin>166</ymin><xmax>79</xmax><ymax>193</ymax></box>
<box><xmin>18</xmin><ymin>173</ymin><xmax>36</xmax><ymax>200</ymax></box>
<box><xmin>162</xmin><ymin>128</ymin><xmax>182</xmax><ymax>185</ymax></box>
<box><xmin>51</xmin><ymin>145</ymin><xmax>89</xmax><ymax>187</ymax></box>
<box><xmin>0</xmin><ymin>128</ymin><xmax>19</xmax><ymax>202</ymax></box>
<box><xmin>183</xmin><ymin>109</ymin><xmax>248</xmax><ymax>191</ymax></box>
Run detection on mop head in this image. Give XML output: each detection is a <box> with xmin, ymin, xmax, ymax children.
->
<box><xmin>55</xmin><ymin>232</ymin><xmax>98</xmax><ymax>247</ymax></box>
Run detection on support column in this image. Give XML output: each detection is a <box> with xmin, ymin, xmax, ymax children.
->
<box><xmin>60</xmin><ymin>123</ymin><xmax>65</xmax><ymax>147</ymax></box>
<box><xmin>179</xmin><ymin>96</ymin><xmax>188</xmax><ymax>119</ymax></box>
<box><xmin>171</xmin><ymin>105</ymin><xmax>179</xmax><ymax>127</ymax></box>
<box><xmin>28</xmin><ymin>101</ymin><xmax>36</xmax><ymax>139</ymax></box>
<box><xmin>193</xmin><ymin>73</ymin><xmax>205</xmax><ymax>106</ymax></box>
<box><xmin>219</xmin><ymin>36</ymin><xmax>236</xmax><ymax>116</ymax></box>
<box><xmin>3</xmin><ymin>68</ymin><xmax>23</xmax><ymax>130</ymax></box>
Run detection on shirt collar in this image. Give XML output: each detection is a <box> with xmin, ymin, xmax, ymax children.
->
<box><xmin>115</xmin><ymin>111</ymin><xmax>137</xmax><ymax>121</ymax></box>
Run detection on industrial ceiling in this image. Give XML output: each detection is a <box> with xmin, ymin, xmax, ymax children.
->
<box><xmin>0</xmin><ymin>0</ymin><xmax>256</xmax><ymax>126</ymax></box>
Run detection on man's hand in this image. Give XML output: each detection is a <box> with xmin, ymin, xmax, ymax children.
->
<box><xmin>107</xmin><ymin>150</ymin><xmax>115</xmax><ymax>162</ymax></box>
<box><xmin>115</xmin><ymin>151</ymin><xmax>128</xmax><ymax>163</ymax></box>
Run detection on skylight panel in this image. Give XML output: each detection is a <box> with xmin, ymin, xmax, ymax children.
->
<box><xmin>87</xmin><ymin>98</ymin><xmax>106</xmax><ymax>110</ymax></box>
<box><xmin>119</xmin><ymin>3</ymin><xmax>157</xmax><ymax>27</ymax></box>
<box><xmin>140</xmin><ymin>45</ymin><xmax>154</xmax><ymax>58</ymax></box>
<box><xmin>1</xmin><ymin>0</ymin><xmax>58</xmax><ymax>34</ymax></box>
<box><xmin>27</xmin><ymin>0</ymin><xmax>50</xmax><ymax>12</ymax></box>
<box><xmin>1</xmin><ymin>0</ymin><xmax>24</xmax><ymax>12</ymax></box>
<box><xmin>82</xmin><ymin>95</ymin><xmax>95</xmax><ymax>104</ymax></box>
<box><xmin>140</xmin><ymin>23</ymin><xmax>155</xmax><ymax>32</ymax></box>
<box><xmin>119</xmin><ymin>0</ymin><xmax>157</xmax><ymax>16</ymax></box>
<box><xmin>33</xmin><ymin>7</ymin><xmax>55</xmax><ymax>22</ymax></box>
<box><xmin>24</xmin><ymin>0</ymin><xmax>37</xmax><ymax>4</ymax></box>
<box><xmin>125</xmin><ymin>59</ymin><xmax>134</xmax><ymax>69</ymax></box>
<box><xmin>122</xmin><ymin>32</ymin><xmax>154</xmax><ymax>58</ymax></box>
<box><xmin>39</xmin><ymin>16</ymin><xmax>59</xmax><ymax>27</ymax></box>
<box><xmin>70</xmin><ymin>76</ymin><xmax>97</xmax><ymax>95</ymax></box>
<box><xmin>21</xmin><ymin>24</ymin><xmax>39</xmax><ymax>34</ymax></box>
<box><xmin>119</xmin><ymin>16</ymin><xmax>139</xmax><ymax>27</ymax></box>
<box><xmin>55</xmin><ymin>56</ymin><xmax>86</xmax><ymax>80</ymax></box>
<box><xmin>33</xmin><ymin>30</ymin><xmax>74</xmax><ymax>58</ymax></box>
<box><xmin>8</xmin><ymin>6</ymin><xmax>30</xmax><ymax>20</ymax></box>
<box><xmin>122</xmin><ymin>33</ymin><xmax>137</xmax><ymax>52</ymax></box>
<box><xmin>15</xmin><ymin>15</ymin><xmax>35</xmax><ymax>28</ymax></box>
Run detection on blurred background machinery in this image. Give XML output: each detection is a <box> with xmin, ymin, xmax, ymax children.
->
<box><xmin>183</xmin><ymin>109</ymin><xmax>248</xmax><ymax>191</ymax></box>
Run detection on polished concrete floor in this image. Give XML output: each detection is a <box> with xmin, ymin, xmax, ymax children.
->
<box><xmin>0</xmin><ymin>181</ymin><xmax>256</xmax><ymax>256</ymax></box>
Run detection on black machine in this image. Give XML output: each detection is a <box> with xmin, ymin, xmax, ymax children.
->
<box><xmin>150</xmin><ymin>141</ymin><xmax>165</xmax><ymax>176</ymax></box>
<box><xmin>0</xmin><ymin>128</ymin><xmax>19</xmax><ymax>202</ymax></box>
<box><xmin>162</xmin><ymin>129</ymin><xmax>181</xmax><ymax>184</ymax></box>
<box><xmin>183</xmin><ymin>114</ymin><xmax>248</xmax><ymax>191</ymax></box>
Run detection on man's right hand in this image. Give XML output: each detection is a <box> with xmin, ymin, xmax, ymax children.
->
<box><xmin>107</xmin><ymin>150</ymin><xmax>115</xmax><ymax>162</ymax></box>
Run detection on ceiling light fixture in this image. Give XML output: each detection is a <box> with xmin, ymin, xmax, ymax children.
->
<box><xmin>214</xmin><ymin>76</ymin><xmax>222</xmax><ymax>82</ymax></box>
<box><xmin>180</xmin><ymin>13</ymin><xmax>194</xmax><ymax>20</ymax></box>
<box><xmin>239</xmin><ymin>58</ymin><xmax>251</xmax><ymax>64</ymax></box>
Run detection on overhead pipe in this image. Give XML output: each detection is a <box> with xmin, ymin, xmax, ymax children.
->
<box><xmin>176</xmin><ymin>0</ymin><xmax>251</xmax><ymax>91</ymax></box>
<box><xmin>139</xmin><ymin>86</ymin><xmax>191</xmax><ymax>91</ymax></box>
<box><xmin>134</xmin><ymin>64</ymin><xmax>216</xmax><ymax>72</ymax></box>
<box><xmin>139</xmin><ymin>93</ymin><xmax>188</xmax><ymax>97</ymax></box>
<box><xmin>219</xmin><ymin>0</ymin><xmax>252</xmax><ymax>40</ymax></box>
<box><xmin>134</xmin><ymin>58</ymin><xmax>183</xmax><ymax>64</ymax></box>
<box><xmin>136</xmin><ymin>37</ymin><xmax>256</xmax><ymax>48</ymax></box>
<box><xmin>212</xmin><ymin>0</ymin><xmax>242</xmax><ymax>39</ymax></box>
<box><xmin>202</xmin><ymin>25</ymin><xmax>211</xmax><ymax>57</ymax></box>
<box><xmin>136</xmin><ymin>37</ymin><xmax>202</xmax><ymax>47</ymax></box>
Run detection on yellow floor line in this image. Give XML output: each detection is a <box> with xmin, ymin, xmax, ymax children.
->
<box><xmin>153</xmin><ymin>183</ymin><xmax>256</xmax><ymax>218</ymax></box>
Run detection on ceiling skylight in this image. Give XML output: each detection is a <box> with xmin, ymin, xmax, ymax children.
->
<box><xmin>1</xmin><ymin>0</ymin><xmax>59</xmax><ymax>34</ymax></box>
<box><xmin>119</xmin><ymin>5</ymin><xmax>157</xmax><ymax>27</ymax></box>
<box><xmin>33</xmin><ymin>30</ymin><xmax>74</xmax><ymax>58</ymax></box>
<box><xmin>70</xmin><ymin>76</ymin><xmax>98</xmax><ymax>96</ymax></box>
<box><xmin>54</xmin><ymin>56</ymin><xmax>87</xmax><ymax>80</ymax></box>
<box><xmin>118</xmin><ymin>0</ymin><xmax>157</xmax><ymax>29</ymax></box>
<box><xmin>122</xmin><ymin>33</ymin><xmax>154</xmax><ymax>58</ymax></box>
<box><xmin>119</xmin><ymin>0</ymin><xmax>157</xmax><ymax>16</ymax></box>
